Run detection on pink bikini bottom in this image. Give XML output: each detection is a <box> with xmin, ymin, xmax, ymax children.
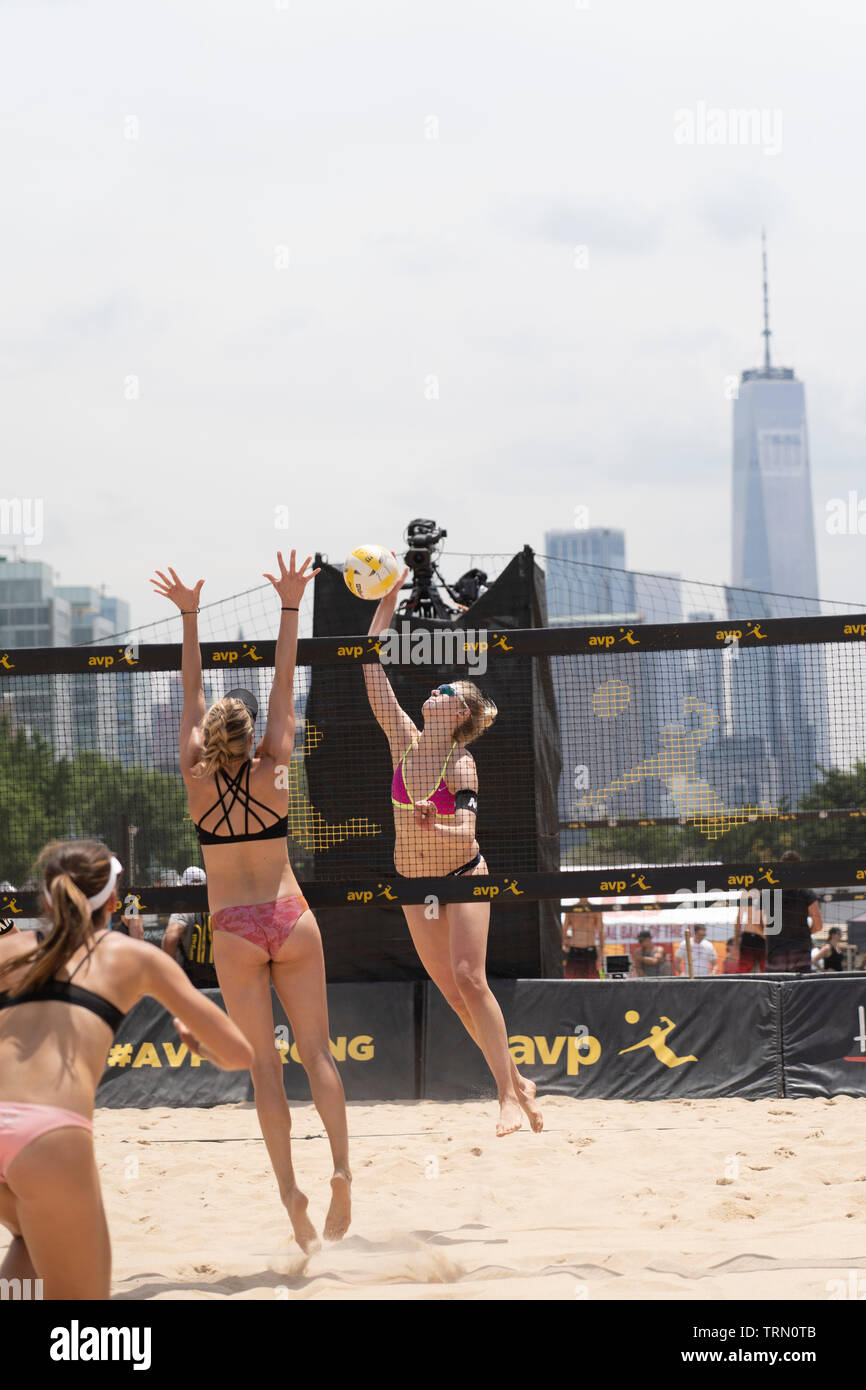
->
<box><xmin>0</xmin><ymin>1102</ymin><xmax>93</xmax><ymax>1183</ymax></box>
<box><xmin>211</xmin><ymin>894</ymin><xmax>310</xmax><ymax>959</ymax></box>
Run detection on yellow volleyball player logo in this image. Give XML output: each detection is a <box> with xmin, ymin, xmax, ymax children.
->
<box><xmin>284</xmin><ymin>722</ymin><xmax>383</xmax><ymax>852</ymax></box>
<box><xmin>578</xmin><ymin>695</ymin><xmax>780</xmax><ymax>840</ymax></box>
<box><xmin>619</xmin><ymin>1011</ymin><xmax>697</xmax><ymax>1069</ymax></box>
<box><xmin>0</xmin><ymin>654</ymin><xmax>14</xmax><ymax>670</ymax></box>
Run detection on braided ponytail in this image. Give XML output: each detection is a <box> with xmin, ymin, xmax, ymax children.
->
<box><xmin>200</xmin><ymin>698</ymin><xmax>254</xmax><ymax>776</ymax></box>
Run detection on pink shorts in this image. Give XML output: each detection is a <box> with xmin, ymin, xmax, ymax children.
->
<box><xmin>211</xmin><ymin>894</ymin><xmax>310</xmax><ymax>959</ymax></box>
<box><xmin>0</xmin><ymin>1102</ymin><xmax>93</xmax><ymax>1183</ymax></box>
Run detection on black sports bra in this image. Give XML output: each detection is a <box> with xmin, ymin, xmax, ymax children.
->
<box><xmin>0</xmin><ymin>931</ymin><xmax>125</xmax><ymax>1034</ymax></box>
<box><xmin>194</xmin><ymin>759</ymin><xmax>289</xmax><ymax>846</ymax></box>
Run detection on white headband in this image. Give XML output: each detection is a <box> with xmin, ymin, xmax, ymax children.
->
<box><xmin>43</xmin><ymin>856</ymin><xmax>123</xmax><ymax>913</ymax></box>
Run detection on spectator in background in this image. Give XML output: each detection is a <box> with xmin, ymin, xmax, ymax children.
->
<box><xmin>813</xmin><ymin>927</ymin><xmax>845</xmax><ymax>972</ymax></box>
<box><xmin>722</xmin><ymin>937</ymin><xmax>740</xmax><ymax>974</ymax></box>
<box><xmin>631</xmin><ymin>930</ymin><xmax>665</xmax><ymax>978</ymax></box>
<box><xmin>162</xmin><ymin>867</ymin><xmax>216</xmax><ymax>988</ymax></box>
<box><xmin>675</xmin><ymin>924</ymin><xmax>717</xmax><ymax>976</ymax></box>
<box><xmin>162</xmin><ymin>866</ymin><xmax>207</xmax><ymax>959</ymax></box>
<box><xmin>733</xmin><ymin>888</ymin><xmax>767</xmax><ymax>974</ymax></box>
<box><xmin>562</xmin><ymin>899</ymin><xmax>602</xmax><ymax>979</ymax></box>
<box><xmin>766</xmin><ymin>850</ymin><xmax>823</xmax><ymax>974</ymax></box>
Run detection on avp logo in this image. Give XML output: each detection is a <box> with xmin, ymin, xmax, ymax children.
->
<box><xmin>471</xmin><ymin>878</ymin><xmax>523</xmax><ymax>899</ymax></box>
<box><xmin>619</xmin><ymin>1011</ymin><xmax>697</xmax><ymax>1069</ymax></box>
<box><xmin>0</xmin><ymin>897</ymin><xmax>21</xmax><ymax>914</ymax></box>
<box><xmin>509</xmin><ymin>1033</ymin><xmax>601</xmax><ymax>1074</ymax></box>
<box><xmin>588</xmin><ymin>629</ymin><xmax>640</xmax><ymax>649</ymax></box>
<box><xmin>0</xmin><ymin>654</ymin><xmax>15</xmax><ymax>670</ymax></box>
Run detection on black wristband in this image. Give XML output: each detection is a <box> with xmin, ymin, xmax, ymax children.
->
<box><xmin>181</xmin><ymin>609</ymin><xmax>199</xmax><ymax>615</ymax></box>
<box><xmin>281</xmin><ymin>606</ymin><xmax>299</xmax><ymax>611</ymax></box>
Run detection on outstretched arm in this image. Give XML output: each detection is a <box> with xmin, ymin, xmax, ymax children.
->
<box><xmin>259</xmin><ymin>550</ymin><xmax>319</xmax><ymax>763</ymax></box>
<box><xmin>151</xmin><ymin>567</ymin><xmax>205</xmax><ymax>773</ymax></box>
<box><xmin>363</xmin><ymin>566</ymin><xmax>415</xmax><ymax>747</ymax></box>
<box><xmin>139</xmin><ymin>945</ymin><xmax>253</xmax><ymax>1070</ymax></box>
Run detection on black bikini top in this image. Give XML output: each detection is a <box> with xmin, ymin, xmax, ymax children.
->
<box><xmin>0</xmin><ymin>930</ymin><xmax>125</xmax><ymax>1034</ymax></box>
<box><xmin>194</xmin><ymin>759</ymin><xmax>289</xmax><ymax>846</ymax></box>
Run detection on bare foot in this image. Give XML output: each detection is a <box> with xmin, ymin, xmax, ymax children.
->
<box><xmin>324</xmin><ymin>1169</ymin><xmax>352</xmax><ymax>1242</ymax></box>
<box><xmin>516</xmin><ymin>1073</ymin><xmax>537</xmax><ymax>1101</ymax></box>
<box><xmin>517</xmin><ymin>1087</ymin><xmax>544</xmax><ymax>1133</ymax></box>
<box><xmin>283</xmin><ymin>1186</ymin><xmax>320</xmax><ymax>1253</ymax></box>
<box><xmin>496</xmin><ymin>1097</ymin><xmax>523</xmax><ymax>1138</ymax></box>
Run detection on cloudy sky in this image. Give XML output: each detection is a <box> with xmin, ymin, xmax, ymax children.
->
<box><xmin>3</xmin><ymin>0</ymin><xmax>865</xmax><ymax>631</ymax></box>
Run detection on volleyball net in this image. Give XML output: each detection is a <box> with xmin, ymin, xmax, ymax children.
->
<box><xmin>1</xmin><ymin>547</ymin><xmax>865</xmax><ymax>978</ymax></box>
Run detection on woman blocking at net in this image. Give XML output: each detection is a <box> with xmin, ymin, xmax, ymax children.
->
<box><xmin>0</xmin><ymin>840</ymin><xmax>252</xmax><ymax>1300</ymax></box>
<box><xmin>151</xmin><ymin>555</ymin><xmax>351</xmax><ymax>1249</ymax></box>
<box><xmin>364</xmin><ymin>570</ymin><xmax>543</xmax><ymax>1138</ymax></box>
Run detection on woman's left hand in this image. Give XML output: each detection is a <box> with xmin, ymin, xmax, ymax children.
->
<box><xmin>263</xmin><ymin>550</ymin><xmax>321</xmax><ymax>609</ymax></box>
<box><xmin>414</xmin><ymin>800</ymin><xmax>436</xmax><ymax>831</ymax></box>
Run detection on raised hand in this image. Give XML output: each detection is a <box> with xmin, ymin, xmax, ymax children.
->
<box><xmin>263</xmin><ymin>550</ymin><xmax>321</xmax><ymax>609</ymax></box>
<box><xmin>151</xmin><ymin>568</ymin><xmax>204</xmax><ymax>613</ymax></box>
<box><xmin>379</xmin><ymin>564</ymin><xmax>409</xmax><ymax>616</ymax></box>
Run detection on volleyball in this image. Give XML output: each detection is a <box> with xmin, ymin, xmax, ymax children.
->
<box><xmin>342</xmin><ymin>544</ymin><xmax>400</xmax><ymax>601</ymax></box>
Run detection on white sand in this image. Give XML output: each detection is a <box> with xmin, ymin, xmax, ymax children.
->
<box><xmin>5</xmin><ymin>1095</ymin><xmax>865</xmax><ymax>1300</ymax></box>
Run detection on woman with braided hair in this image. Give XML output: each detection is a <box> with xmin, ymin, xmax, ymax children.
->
<box><xmin>151</xmin><ymin>553</ymin><xmax>351</xmax><ymax>1251</ymax></box>
<box><xmin>363</xmin><ymin>570</ymin><xmax>543</xmax><ymax>1138</ymax></box>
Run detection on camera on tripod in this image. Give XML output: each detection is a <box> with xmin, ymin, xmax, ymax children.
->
<box><xmin>399</xmin><ymin>518</ymin><xmax>487</xmax><ymax>621</ymax></box>
<box><xmin>404</xmin><ymin>519</ymin><xmax>446</xmax><ymax>576</ymax></box>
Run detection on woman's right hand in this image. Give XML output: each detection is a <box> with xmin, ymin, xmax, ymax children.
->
<box><xmin>151</xmin><ymin>568</ymin><xmax>205</xmax><ymax>613</ymax></box>
<box><xmin>172</xmin><ymin>1016</ymin><xmax>216</xmax><ymax>1063</ymax></box>
<box><xmin>378</xmin><ymin>565</ymin><xmax>409</xmax><ymax>616</ymax></box>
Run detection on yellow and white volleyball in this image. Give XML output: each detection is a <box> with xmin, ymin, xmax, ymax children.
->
<box><xmin>342</xmin><ymin>545</ymin><xmax>400</xmax><ymax>601</ymax></box>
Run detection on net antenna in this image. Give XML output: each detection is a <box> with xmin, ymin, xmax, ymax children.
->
<box><xmin>762</xmin><ymin>227</ymin><xmax>772</xmax><ymax>373</ymax></box>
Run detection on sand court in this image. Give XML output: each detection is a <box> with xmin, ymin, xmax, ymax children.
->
<box><xmin>8</xmin><ymin>1094</ymin><xmax>858</xmax><ymax>1301</ymax></box>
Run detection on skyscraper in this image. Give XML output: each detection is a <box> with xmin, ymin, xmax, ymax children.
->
<box><xmin>728</xmin><ymin>235</ymin><xmax>827</xmax><ymax>807</ymax></box>
<box><xmin>544</xmin><ymin>528</ymin><xmax>636</xmax><ymax>622</ymax></box>
<box><xmin>730</xmin><ymin>232</ymin><xmax>820</xmax><ymax>617</ymax></box>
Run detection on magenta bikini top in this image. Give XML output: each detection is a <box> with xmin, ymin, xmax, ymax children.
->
<box><xmin>391</xmin><ymin>738</ymin><xmax>457</xmax><ymax>817</ymax></box>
